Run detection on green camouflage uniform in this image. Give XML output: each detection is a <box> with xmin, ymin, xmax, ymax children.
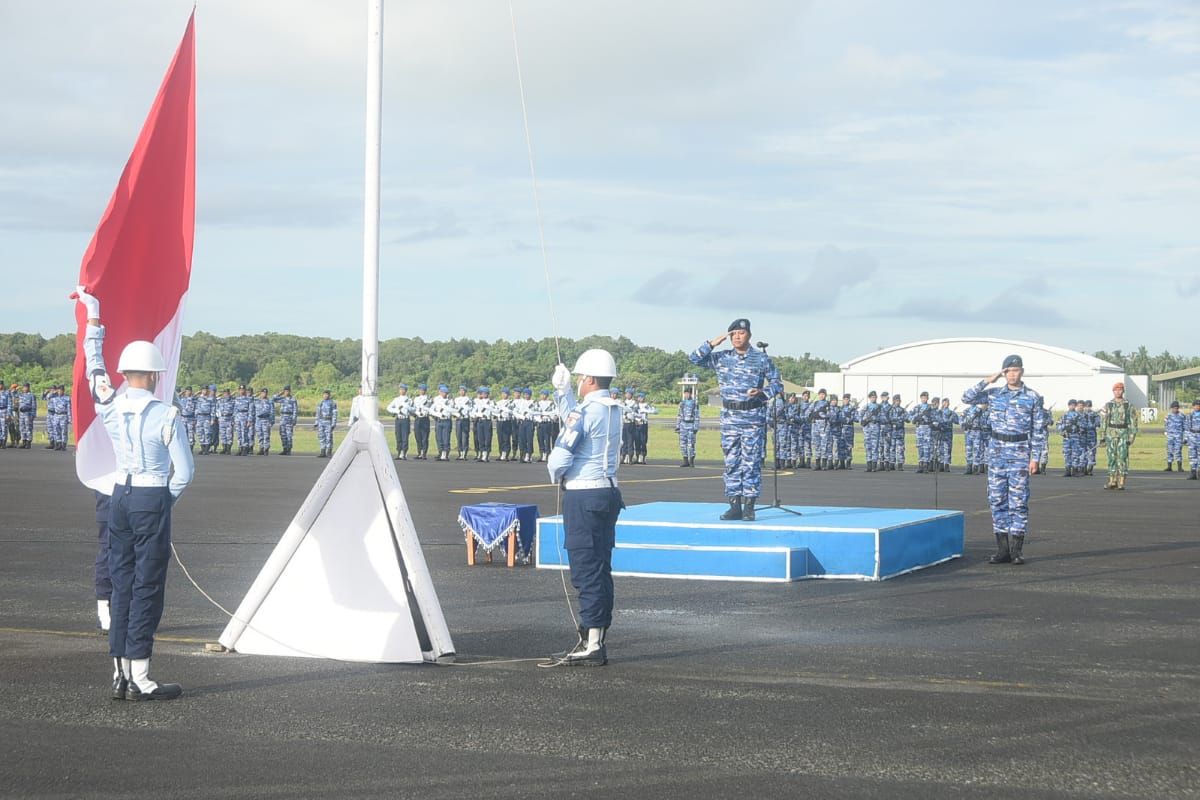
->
<box><xmin>1103</xmin><ymin>398</ymin><xmax>1138</xmax><ymax>479</ymax></box>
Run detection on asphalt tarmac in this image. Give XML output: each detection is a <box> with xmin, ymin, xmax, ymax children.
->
<box><xmin>1</xmin><ymin>448</ymin><xmax>1197</xmax><ymax>799</ymax></box>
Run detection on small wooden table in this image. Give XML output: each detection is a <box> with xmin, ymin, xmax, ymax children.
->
<box><xmin>458</xmin><ymin>503</ymin><xmax>538</xmax><ymax>567</ymax></box>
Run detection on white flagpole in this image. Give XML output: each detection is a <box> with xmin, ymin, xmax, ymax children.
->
<box><xmin>360</xmin><ymin>0</ymin><xmax>383</xmax><ymax>422</ymax></box>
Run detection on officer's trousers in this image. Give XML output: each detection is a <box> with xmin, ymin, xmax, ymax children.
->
<box><xmin>518</xmin><ymin>419</ymin><xmax>534</xmax><ymax>455</ymax></box>
<box><xmin>414</xmin><ymin>417</ymin><xmax>431</xmax><ymax>451</ymax></box>
<box><xmin>94</xmin><ymin>491</ymin><xmax>112</xmax><ymax>601</ymax></box>
<box><xmin>456</xmin><ymin>418</ymin><xmax>471</xmax><ymax>452</ymax></box>
<box><xmin>107</xmin><ymin>483</ymin><xmax>172</xmax><ymax>660</ymax></box>
<box><xmin>279</xmin><ymin>417</ymin><xmax>295</xmax><ymax>449</ymax></box>
<box><xmin>986</xmin><ymin>440</ymin><xmax>1032</xmax><ymax>536</ymax></box>
<box><xmin>474</xmin><ymin>420</ymin><xmax>493</xmax><ymax>454</ymax></box>
<box><xmin>563</xmin><ymin>486</ymin><xmax>623</xmax><ymax>629</ymax></box>
<box><xmin>536</xmin><ymin>421</ymin><xmax>553</xmax><ymax>455</ymax></box>
<box><xmin>435</xmin><ymin>419</ymin><xmax>452</xmax><ymax>452</ymax></box>
<box><xmin>395</xmin><ymin>418</ymin><xmax>411</xmax><ymax>454</ymax></box>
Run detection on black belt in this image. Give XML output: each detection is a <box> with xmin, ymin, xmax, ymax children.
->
<box><xmin>1108</xmin><ymin>423</ymin><xmax>1127</xmax><ymax>429</ymax></box>
<box><xmin>723</xmin><ymin>397</ymin><xmax>765</xmax><ymax>411</ymax></box>
<box><xmin>991</xmin><ymin>432</ymin><xmax>1029</xmax><ymax>443</ymax></box>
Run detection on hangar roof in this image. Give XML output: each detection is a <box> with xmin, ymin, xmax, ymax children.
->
<box><xmin>840</xmin><ymin>338</ymin><xmax>1121</xmax><ymax>377</ymax></box>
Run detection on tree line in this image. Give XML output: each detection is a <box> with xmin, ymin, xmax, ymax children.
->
<box><xmin>0</xmin><ymin>330</ymin><xmax>838</xmax><ymax>407</ymax></box>
<box><xmin>2</xmin><ymin>331</ymin><xmax>1194</xmax><ymax>408</ymax></box>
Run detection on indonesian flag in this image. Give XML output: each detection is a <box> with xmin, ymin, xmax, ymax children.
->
<box><xmin>72</xmin><ymin>13</ymin><xmax>196</xmax><ymax>493</ymax></box>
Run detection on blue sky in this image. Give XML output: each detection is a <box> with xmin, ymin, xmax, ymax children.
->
<box><xmin>1</xmin><ymin>1</ymin><xmax>1197</xmax><ymax>363</ymax></box>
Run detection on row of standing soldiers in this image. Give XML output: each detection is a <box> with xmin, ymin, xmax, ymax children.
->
<box><xmin>0</xmin><ymin>383</ymin><xmax>67</xmax><ymax>450</ymax></box>
<box><xmin>385</xmin><ymin>384</ymin><xmax>561</xmax><ymax>463</ymax></box>
<box><xmin>176</xmin><ymin>385</ymin><xmax>301</xmax><ymax>456</ymax></box>
<box><xmin>762</xmin><ymin>389</ymin><xmax>984</xmax><ymax>474</ymax></box>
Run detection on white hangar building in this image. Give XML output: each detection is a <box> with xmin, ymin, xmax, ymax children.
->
<box><xmin>813</xmin><ymin>338</ymin><xmax>1149</xmax><ymax>410</ymax></box>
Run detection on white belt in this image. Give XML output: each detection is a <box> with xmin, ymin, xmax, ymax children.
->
<box><xmin>562</xmin><ymin>477</ymin><xmax>618</xmax><ymax>490</ymax></box>
<box><xmin>118</xmin><ymin>472</ymin><xmax>170</xmax><ymax>487</ymax></box>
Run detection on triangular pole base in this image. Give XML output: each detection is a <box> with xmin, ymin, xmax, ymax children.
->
<box><xmin>218</xmin><ymin>420</ymin><xmax>454</xmax><ymax>663</ymax></box>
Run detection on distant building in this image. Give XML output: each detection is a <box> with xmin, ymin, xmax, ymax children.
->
<box><xmin>812</xmin><ymin>338</ymin><xmax>1149</xmax><ymax>409</ymax></box>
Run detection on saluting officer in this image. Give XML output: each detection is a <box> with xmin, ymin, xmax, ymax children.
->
<box><xmin>273</xmin><ymin>386</ymin><xmax>298</xmax><ymax>455</ymax></box>
<box><xmin>74</xmin><ymin>286</ymin><xmax>193</xmax><ymax>700</ymax></box>
<box><xmin>177</xmin><ymin>387</ymin><xmax>196</xmax><ymax>451</ymax></box>
<box><xmin>689</xmin><ymin>318</ymin><xmax>782</xmax><ymax>521</ymax></box>
<box><xmin>676</xmin><ymin>386</ymin><xmax>699</xmax><ymax>467</ymax></box>
<box><xmin>963</xmin><ymin>354</ymin><xmax>1047</xmax><ymax>566</ymax></box>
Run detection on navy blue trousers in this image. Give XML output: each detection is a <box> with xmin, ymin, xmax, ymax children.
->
<box><xmin>107</xmin><ymin>484</ymin><xmax>172</xmax><ymax>660</ymax></box>
<box><xmin>455</xmin><ymin>419</ymin><xmax>471</xmax><ymax>451</ymax></box>
<box><xmin>414</xmin><ymin>417</ymin><xmax>430</xmax><ymax>451</ymax></box>
<box><xmin>435</xmin><ymin>419</ymin><xmax>452</xmax><ymax>452</ymax></box>
<box><xmin>394</xmin><ymin>419</ymin><xmax>411</xmax><ymax>454</ymax></box>
<box><xmin>93</xmin><ymin>491</ymin><xmax>112</xmax><ymax>601</ymax></box>
<box><xmin>563</xmin><ymin>486</ymin><xmax>624</xmax><ymax>629</ymax></box>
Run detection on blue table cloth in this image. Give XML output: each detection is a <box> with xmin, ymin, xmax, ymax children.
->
<box><xmin>458</xmin><ymin>502</ymin><xmax>538</xmax><ymax>557</ymax></box>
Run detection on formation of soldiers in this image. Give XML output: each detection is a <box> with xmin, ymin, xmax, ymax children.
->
<box><xmin>0</xmin><ymin>382</ymin><xmax>56</xmax><ymax>450</ymax></box>
<box><xmin>175</xmin><ymin>385</ymin><xmax>300</xmax><ymax>457</ymax></box>
<box><xmin>385</xmin><ymin>384</ymin><xmax>561</xmax><ymax>463</ymax></box>
<box><xmin>618</xmin><ymin>388</ymin><xmax>657</xmax><ymax>465</ymax></box>
<box><xmin>764</xmin><ymin>389</ymin><xmax>972</xmax><ymax>474</ymax></box>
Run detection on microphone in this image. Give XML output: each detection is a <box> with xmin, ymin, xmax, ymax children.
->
<box><xmin>756</xmin><ymin>341</ymin><xmax>769</xmax><ymax>349</ymax></box>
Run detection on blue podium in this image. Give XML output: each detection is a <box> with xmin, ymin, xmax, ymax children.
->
<box><xmin>536</xmin><ymin>501</ymin><xmax>963</xmax><ymax>582</ymax></box>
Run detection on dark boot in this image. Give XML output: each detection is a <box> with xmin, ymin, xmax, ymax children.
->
<box><xmin>689</xmin><ymin>456</ymin><xmax>696</xmax><ymax>467</ymax></box>
<box><xmin>897</xmin><ymin>463</ymin><xmax>904</xmax><ymax>471</ymax></box>
<box><xmin>988</xmin><ymin>532</ymin><xmax>1011</xmax><ymax>564</ymax></box>
<box><xmin>845</xmin><ymin>460</ymin><xmax>852</xmax><ymax>470</ymax></box>
<box><xmin>720</xmin><ymin>498</ymin><xmax>743</xmax><ymax>521</ymax></box>
<box><xmin>1164</xmin><ymin>462</ymin><xmax>1173</xmax><ymax>472</ymax></box>
<box><xmin>742</xmin><ymin>498</ymin><xmax>756</xmax><ymax>522</ymax></box>
<box><xmin>1065</xmin><ymin>466</ymin><xmax>1073</xmax><ymax>477</ymax></box>
<box><xmin>917</xmin><ymin>462</ymin><xmax>926</xmax><ymax>474</ymax></box>
<box><xmin>1010</xmin><ymin>536</ymin><xmax>1025</xmax><ymax>565</ymax></box>
<box><xmin>814</xmin><ymin>459</ymin><xmax>823</xmax><ymax>471</ymax></box>
<box><xmin>964</xmin><ymin>465</ymin><xmax>974</xmax><ymax>475</ymax></box>
<box><xmin>111</xmin><ymin>658</ymin><xmax>128</xmax><ymax>701</ymax></box>
<box><xmin>681</xmin><ymin>458</ymin><xmax>690</xmax><ymax>467</ymax></box>
<box><xmin>1176</xmin><ymin>461</ymin><xmax>1183</xmax><ymax>473</ymax></box>
<box><xmin>1189</xmin><ymin>469</ymin><xmax>1197</xmax><ymax>480</ymax></box>
<box><xmin>941</xmin><ymin>464</ymin><xmax>949</xmax><ymax>472</ymax></box>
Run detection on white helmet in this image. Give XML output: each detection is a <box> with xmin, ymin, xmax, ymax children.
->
<box><xmin>117</xmin><ymin>340</ymin><xmax>167</xmax><ymax>373</ymax></box>
<box><xmin>571</xmin><ymin>348</ymin><xmax>617</xmax><ymax>378</ymax></box>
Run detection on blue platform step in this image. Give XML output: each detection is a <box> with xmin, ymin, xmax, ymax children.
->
<box><xmin>536</xmin><ymin>501</ymin><xmax>964</xmax><ymax>583</ymax></box>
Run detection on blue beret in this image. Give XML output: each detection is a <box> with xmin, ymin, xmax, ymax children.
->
<box><xmin>1002</xmin><ymin>354</ymin><xmax>1023</xmax><ymax>369</ymax></box>
<box><xmin>417</xmin><ymin>383</ymin><xmax>427</xmax><ymax>390</ymax></box>
<box><xmin>398</xmin><ymin>383</ymin><xmax>408</xmax><ymax>390</ymax></box>
<box><xmin>728</xmin><ymin>317</ymin><xmax>751</xmax><ymax>333</ymax></box>
<box><xmin>438</xmin><ymin>383</ymin><xmax>449</xmax><ymax>392</ymax></box>
<box><xmin>540</xmin><ymin>389</ymin><xmax>549</xmax><ymax>395</ymax></box>
<box><xmin>459</xmin><ymin>384</ymin><xmax>467</xmax><ymax>391</ymax></box>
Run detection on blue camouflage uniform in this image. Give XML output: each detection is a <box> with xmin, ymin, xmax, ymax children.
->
<box><xmin>1187</xmin><ymin>404</ymin><xmax>1200</xmax><ymax>477</ymax></box>
<box><xmin>273</xmin><ymin>389</ymin><xmax>299</xmax><ymax>455</ymax></box>
<box><xmin>253</xmin><ymin>393</ymin><xmax>275</xmax><ymax>453</ymax></box>
<box><xmin>1056</xmin><ymin>403</ymin><xmax>1083</xmax><ymax>474</ymax></box>
<box><xmin>808</xmin><ymin>394</ymin><xmax>832</xmax><ymax>469</ymax></box>
<box><xmin>233</xmin><ymin>389</ymin><xmax>253</xmax><ymax>455</ymax></box>
<box><xmin>910</xmin><ymin>399</ymin><xmax>933</xmax><ymax>470</ymax></box>
<box><xmin>838</xmin><ymin>396</ymin><xmax>855</xmax><ymax>467</ymax></box>
<box><xmin>860</xmin><ymin>395</ymin><xmax>883</xmax><ymax>470</ymax></box>
<box><xmin>17</xmin><ymin>386</ymin><xmax>36</xmax><ymax>446</ymax></box>
<box><xmin>216</xmin><ymin>392</ymin><xmax>235</xmax><ymax>452</ymax></box>
<box><xmin>0</xmin><ymin>387</ymin><xmax>10</xmax><ymax>448</ymax></box>
<box><xmin>962</xmin><ymin>404</ymin><xmax>986</xmax><ymax>473</ymax></box>
<box><xmin>1079</xmin><ymin>403</ymin><xmax>1098</xmax><ymax>472</ymax></box>
<box><xmin>1163</xmin><ymin>406</ymin><xmax>1185</xmax><ymax>468</ymax></box>
<box><xmin>783</xmin><ymin>395</ymin><xmax>802</xmax><ymax>467</ymax></box>
<box><xmin>194</xmin><ymin>391</ymin><xmax>214</xmax><ymax>452</ymax></box>
<box><xmin>936</xmin><ymin>404</ymin><xmax>958</xmax><ymax>469</ymax></box>
<box><xmin>963</xmin><ymin>362</ymin><xmax>1047</xmax><ymax>562</ymax></box>
<box><xmin>84</xmin><ymin>323</ymin><xmax>194</xmax><ymax>689</ymax></box>
<box><xmin>888</xmin><ymin>399</ymin><xmax>907</xmax><ymax>469</ymax></box>
<box><xmin>177</xmin><ymin>390</ymin><xmax>196</xmax><ymax>449</ymax></box>
<box><xmin>315</xmin><ymin>394</ymin><xmax>337</xmax><ymax>456</ymax></box>
<box><xmin>677</xmin><ymin>392</ymin><xmax>700</xmax><ymax>463</ymax></box>
<box><xmin>689</xmin><ymin>328</ymin><xmax>782</xmax><ymax>503</ymax></box>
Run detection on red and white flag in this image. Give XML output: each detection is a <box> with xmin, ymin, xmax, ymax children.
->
<box><xmin>72</xmin><ymin>13</ymin><xmax>196</xmax><ymax>493</ymax></box>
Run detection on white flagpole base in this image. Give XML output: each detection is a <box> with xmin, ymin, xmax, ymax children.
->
<box><xmin>218</xmin><ymin>420</ymin><xmax>455</xmax><ymax>664</ymax></box>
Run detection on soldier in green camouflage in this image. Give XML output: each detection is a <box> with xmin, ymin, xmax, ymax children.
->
<box><xmin>1102</xmin><ymin>381</ymin><xmax>1138</xmax><ymax>490</ymax></box>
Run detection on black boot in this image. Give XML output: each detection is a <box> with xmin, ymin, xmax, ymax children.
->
<box><xmin>742</xmin><ymin>498</ymin><xmax>756</xmax><ymax>522</ymax></box>
<box><xmin>1010</xmin><ymin>536</ymin><xmax>1025</xmax><ymax>565</ymax></box>
<box><xmin>964</xmin><ymin>465</ymin><xmax>974</xmax><ymax>475</ymax></box>
<box><xmin>720</xmin><ymin>498</ymin><xmax>743</xmax><ymax>521</ymax></box>
<box><xmin>988</xmin><ymin>532</ymin><xmax>1011</xmax><ymax>564</ymax></box>
<box><xmin>1065</xmin><ymin>466</ymin><xmax>1074</xmax><ymax>477</ymax></box>
<box><xmin>689</xmin><ymin>456</ymin><xmax>696</xmax><ymax>467</ymax></box>
<box><xmin>897</xmin><ymin>463</ymin><xmax>904</xmax><ymax>471</ymax></box>
<box><xmin>1176</xmin><ymin>461</ymin><xmax>1183</xmax><ymax>473</ymax></box>
<box><xmin>917</xmin><ymin>462</ymin><xmax>926</xmax><ymax>474</ymax></box>
<box><xmin>814</xmin><ymin>459</ymin><xmax>823</xmax><ymax>471</ymax></box>
<box><xmin>1164</xmin><ymin>463</ymin><xmax>1173</xmax><ymax>472</ymax></box>
<box><xmin>111</xmin><ymin>658</ymin><xmax>128</xmax><ymax>701</ymax></box>
<box><xmin>1189</xmin><ymin>469</ymin><xmax>1197</xmax><ymax>480</ymax></box>
<box><xmin>681</xmin><ymin>458</ymin><xmax>690</xmax><ymax>467</ymax></box>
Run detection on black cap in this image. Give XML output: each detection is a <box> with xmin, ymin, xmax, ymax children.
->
<box><xmin>1002</xmin><ymin>354</ymin><xmax>1023</xmax><ymax>369</ymax></box>
<box><xmin>283</xmin><ymin>385</ymin><xmax>291</xmax><ymax>391</ymax></box>
<box><xmin>920</xmin><ymin>391</ymin><xmax>928</xmax><ymax>398</ymax></box>
<box><xmin>727</xmin><ymin>318</ymin><xmax>751</xmax><ymax>333</ymax></box>
<box><xmin>1170</xmin><ymin>401</ymin><xmax>1180</xmax><ymax>408</ymax></box>
<box><xmin>1068</xmin><ymin>399</ymin><xmax>1077</xmax><ymax>405</ymax></box>
<box><xmin>868</xmin><ymin>390</ymin><xmax>877</xmax><ymax>397</ymax></box>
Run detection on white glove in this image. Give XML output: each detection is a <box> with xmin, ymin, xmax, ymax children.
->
<box><xmin>72</xmin><ymin>286</ymin><xmax>100</xmax><ymax>319</ymax></box>
<box><xmin>551</xmin><ymin>363</ymin><xmax>572</xmax><ymax>393</ymax></box>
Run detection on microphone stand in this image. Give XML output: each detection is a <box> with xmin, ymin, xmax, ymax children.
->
<box><xmin>758</xmin><ymin>342</ymin><xmax>803</xmax><ymax>518</ymax></box>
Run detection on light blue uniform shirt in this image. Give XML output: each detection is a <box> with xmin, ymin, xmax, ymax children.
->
<box><xmin>547</xmin><ymin>387</ymin><xmax>623</xmax><ymax>484</ymax></box>
<box><xmin>85</xmin><ymin>324</ymin><xmax>194</xmax><ymax>499</ymax></box>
